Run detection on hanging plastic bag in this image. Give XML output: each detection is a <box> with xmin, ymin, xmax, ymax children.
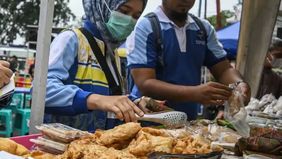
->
<box><xmin>224</xmin><ymin>85</ymin><xmax>250</xmax><ymax>138</ymax></box>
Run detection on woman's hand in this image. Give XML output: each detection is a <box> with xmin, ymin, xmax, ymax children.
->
<box><xmin>87</xmin><ymin>94</ymin><xmax>144</xmax><ymax>123</ymax></box>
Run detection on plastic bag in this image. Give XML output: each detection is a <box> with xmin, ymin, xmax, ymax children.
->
<box><xmin>224</xmin><ymin>88</ymin><xmax>250</xmax><ymax>138</ymax></box>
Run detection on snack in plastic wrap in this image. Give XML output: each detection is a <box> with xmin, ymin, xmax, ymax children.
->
<box><xmin>237</xmin><ymin>137</ymin><xmax>282</xmax><ymax>156</ymax></box>
<box><xmin>224</xmin><ymin>86</ymin><xmax>250</xmax><ymax>138</ymax></box>
<box><xmin>36</xmin><ymin>123</ymin><xmax>89</xmax><ymax>143</ymax></box>
<box><xmin>30</xmin><ymin>137</ymin><xmax>68</xmax><ymax>154</ymax></box>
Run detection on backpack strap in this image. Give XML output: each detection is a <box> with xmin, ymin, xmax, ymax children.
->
<box><xmin>145</xmin><ymin>12</ymin><xmax>164</xmax><ymax>67</ymax></box>
<box><xmin>79</xmin><ymin>28</ymin><xmax>122</xmax><ymax>95</ymax></box>
<box><xmin>189</xmin><ymin>13</ymin><xmax>208</xmax><ymax>43</ymax></box>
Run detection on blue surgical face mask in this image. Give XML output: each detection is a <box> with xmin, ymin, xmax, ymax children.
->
<box><xmin>106</xmin><ymin>11</ymin><xmax>137</xmax><ymax>41</ymax></box>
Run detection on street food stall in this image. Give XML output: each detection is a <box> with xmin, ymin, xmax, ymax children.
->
<box><xmin>1</xmin><ymin>0</ymin><xmax>282</xmax><ymax>158</ymax></box>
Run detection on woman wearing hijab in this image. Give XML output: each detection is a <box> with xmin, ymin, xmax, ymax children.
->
<box><xmin>44</xmin><ymin>0</ymin><xmax>147</xmax><ymax>131</ymax></box>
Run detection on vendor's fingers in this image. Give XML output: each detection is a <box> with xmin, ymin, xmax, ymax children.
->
<box><xmin>210</xmin><ymin>93</ymin><xmax>230</xmax><ymax>101</ymax></box>
<box><xmin>0</xmin><ymin>74</ymin><xmax>10</xmax><ymax>85</ymax></box>
<box><xmin>208</xmin><ymin>100</ymin><xmax>222</xmax><ymax>106</ymax></box>
<box><xmin>210</xmin><ymin>82</ymin><xmax>232</xmax><ymax>91</ymax></box>
<box><xmin>0</xmin><ymin>81</ymin><xmax>4</xmax><ymax>88</ymax></box>
<box><xmin>116</xmin><ymin>103</ymin><xmax>132</xmax><ymax>123</ymax></box>
<box><xmin>0</xmin><ymin>61</ymin><xmax>10</xmax><ymax>68</ymax></box>
<box><xmin>2</xmin><ymin>66</ymin><xmax>13</xmax><ymax>77</ymax></box>
<box><xmin>121</xmin><ymin>101</ymin><xmax>137</xmax><ymax>122</ymax></box>
<box><xmin>110</xmin><ymin>105</ymin><xmax>124</xmax><ymax>120</ymax></box>
<box><xmin>127</xmin><ymin>100</ymin><xmax>144</xmax><ymax>117</ymax></box>
<box><xmin>212</xmin><ymin>88</ymin><xmax>232</xmax><ymax>97</ymax></box>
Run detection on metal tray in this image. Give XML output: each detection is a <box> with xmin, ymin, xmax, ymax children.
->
<box><xmin>148</xmin><ymin>151</ymin><xmax>223</xmax><ymax>159</ymax></box>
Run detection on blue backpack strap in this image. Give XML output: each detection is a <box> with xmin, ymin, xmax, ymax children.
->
<box><xmin>188</xmin><ymin>13</ymin><xmax>208</xmax><ymax>43</ymax></box>
<box><xmin>127</xmin><ymin>13</ymin><xmax>164</xmax><ymax>94</ymax></box>
<box><xmin>145</xmin><ymin>12</ymin><xmax>164</xmax><ymax>67</ymax></box>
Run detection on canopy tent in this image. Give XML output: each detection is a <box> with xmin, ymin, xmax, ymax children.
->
<box><xmin>217</xmin><ymin>22</ymin><xmax>240</xmax><ymax>60</ymax></box>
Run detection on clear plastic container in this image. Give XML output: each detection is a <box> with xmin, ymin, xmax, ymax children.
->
<box><xmin>36</xmin><ymin>123</ymin><xmax>90</xmax><ymax>143</ymax></box>
<box><xmin>30</xmin><ymin>137</ymin><xmax>67</xmax><ymax>154</ymax></box>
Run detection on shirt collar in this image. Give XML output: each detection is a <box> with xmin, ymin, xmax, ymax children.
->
<box><xmin>154</xmin><ymin>6</ymin><xmax>195</xmax><ymax>27</ymax></box>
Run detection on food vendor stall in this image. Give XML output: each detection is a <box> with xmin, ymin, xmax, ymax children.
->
<box><xmin>1</xmin><ymin>0</ymin><xmax>282</xmax><ymax>158</ymax></box>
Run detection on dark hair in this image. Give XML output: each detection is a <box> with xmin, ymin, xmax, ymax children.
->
<box><xmin>10</xmin><ymin>55</ymin><xmax>18</xmax><ymax>60</ymax></box>
<box><xmin>29</xmin><ymin>64</ymin><xmax>35</xmax><ymax>78</ymax></box>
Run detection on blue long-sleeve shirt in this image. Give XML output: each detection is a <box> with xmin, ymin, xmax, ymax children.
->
<box><xmin>44</xmin><ymin>21</ymin><xmax>113</xmax><ymax>131</ymax></box>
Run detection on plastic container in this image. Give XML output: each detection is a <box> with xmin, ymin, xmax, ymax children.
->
<box><xmin>30</xmin><ymin>137</ymin><xmax>67</xmax><ymax>154</ymax></box>
<box><xmin>148</xmin><ymin>151</ymin><xmax>223</xmax><ymax>159</ymax></box>
<box><xmin>36</xmin><ymin>123</ymin><xmax>89</xmax><ymax>143</ymax></box>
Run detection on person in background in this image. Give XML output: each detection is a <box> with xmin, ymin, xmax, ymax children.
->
<box><xmin>44</xmin><ymin>0</ymin><xmax>147</xmax><ymax>131</ymax></box>
<box><xmin>0</xmin><ymin>60</ymin><xmax>13</xmax><ymax>107</ymax></box>
<box><xmin>257</xmin><ymin>38</ymin><xmax>282</xmax><ymax>99</ymax></box>
<box><xmin>127</xmin><ymin>0</ymin><xmax>251</xmax><ymax>120</ymax></box>
<box><xmin>8</xmin><ymin>55</ymin><xmax>18</xmax><ymax>73</ymax></box>
<box><xmin>28</xmin><ymin>64</ymin><xmax>35</xmax><ymax>79</ymax></box>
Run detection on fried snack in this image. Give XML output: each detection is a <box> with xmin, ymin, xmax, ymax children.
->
<box><xmin>147</xmin><ymin>134</ymin><xmax>174</xmax><ymax>153</ymax></box>
<box><xmin>15</xmin><ymin>143</ymin><xmax>30</xmax><ymax>156</ymax></box>
<box><xmin>58</xmin><ymin>140</ymin><xmax>137</xmax><ymax>159</ymax></box>
<box><xmin>98</xmin><ymin>122</ymin><xmax>142</xmax><ymax>146</ymax></box>
<box><xmin>141</xmin><ymin>127</ymin><xmax>170</xmax><ymax>137</ymax></box>
<box><xmin>0</xmin><ymin>138</ymin><xmax>29</xmax><ymax>156</ymax></box>
<box><xmin>27</xmin><ymin>151</ymin><xmax>55</xmax><ymax>159</ymax></box>
<box><xmin>127</xmin><ymin>131</ymin><xmax>153</xmax><ymax>156</ymax></box>
<box><xmin>128</xmin><ymin>129</ymin><xmax>174</xmax><ymax>157</ymax></box>
<box><xmin>172</xmin><ymin>136</ymin><xmax>194</xmax><ymax>154</ymax></box>
<box><xmin>172</xmin><ymin>134</ymin><xmax>222</xmax><ymax>155</ymax></box>
<box><xmin>0</xmin><ymin>138</ymin><xmax>17</xmax><ymax>154</ymax></box>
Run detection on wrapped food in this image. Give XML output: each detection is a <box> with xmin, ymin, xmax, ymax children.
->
<box><xmin>250</xmin><ymin>125</ymin><xmax>282</xmax><ymax>142</ymax></box>
<box><xmin>237</xmin><ymin>137</ymin><xmax>282</xmax><ymax>156</ymax></box>
<box><xmin>36</xmin><ymin>123</ymin><xmax>89</xmax><ymax>143</ymax></box>
<box><xmin>30</xmin><ymin>137</ymin><xmax>68</xmax><ymax>154</ymax></box>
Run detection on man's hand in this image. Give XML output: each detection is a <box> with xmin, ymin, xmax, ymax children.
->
<box><xmin>0</xmin><ymin>61</ymin><xmax>13</xmax><ymax>88</ymax></box>
<box><xmin>193</xmin><ymin>82</ymin><xmax>232</xmax><ymax>106</ymax></box>
<box><xmin>87</xmin><ymin>94</ymin><xmax>144</xmax><ymax>122</ymax></box>
<box><xmin>236</xmin><ymin>82</ymin><xmax>251</xmax><ymax>105</ymax></box>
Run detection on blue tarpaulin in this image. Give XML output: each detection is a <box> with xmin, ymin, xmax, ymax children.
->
<box><xmin>217</xmin><ymin>22</ymin><xmax>240</xmax><ymax>60</ymax></box>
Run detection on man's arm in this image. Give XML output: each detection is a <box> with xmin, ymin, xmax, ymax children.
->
<box><xmin>210</xmin><ymin>59</ymin><xmax>251</xmax><ymax>104</ymax></box>
<box><xmin>131</xmin><ymin>68</ymin><xmax>232</xmax><ymax>105</ymax></box>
